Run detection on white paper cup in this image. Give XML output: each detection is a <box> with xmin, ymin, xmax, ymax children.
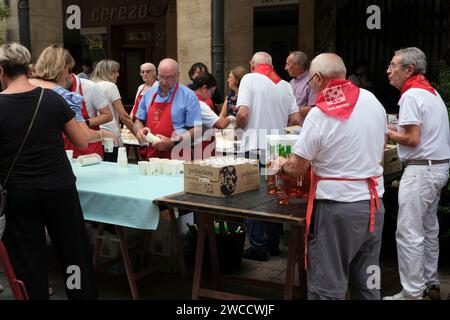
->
<box><xmin>138</xmin><ymin>161</ymin><xmax>148</xmax><ymax>175</ymax></box>
<box><xmin>66</xmin><ymin>150</ymin><xmax>73</xmax><ymax>160</ymax></box>
<box><xmin>104</xmin><ymin>138</ymin><xmax>114</xmax><ymax>153</ymax></box>
<box><xmin>146</xmin><ymin>161</ymin><xmax>158</xmax><ymax>175</ymax></box>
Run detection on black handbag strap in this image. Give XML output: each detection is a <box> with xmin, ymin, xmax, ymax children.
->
<box><xmin>1</xmin><ymin>88</ymin><xmax>44</xmax><ymax>187</ymax></box>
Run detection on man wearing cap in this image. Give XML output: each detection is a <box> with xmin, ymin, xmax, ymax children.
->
<box><xmin>383</xmin><ymin>47</ymin><xmax>450</xmax><ymax>300</ymax></box>
<box><xmin>134</xmin><ymin>58</ymin><xmax>202</xmax><ymax>160</ymax></box>
<box><xmin>275</xmin><ymin>53</ymin><xmax>386</xmax><ymax>300</ymax></box>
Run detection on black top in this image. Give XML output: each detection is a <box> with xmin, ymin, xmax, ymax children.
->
<box><xmin>0</xmin><ymin>87</ymin><xmax>77</xmax><ymax>191</ymax></box>
<box><xmin>226</xmin><ymin>89</ymin><xmax>238</xmax><ymax>116</ymax></box>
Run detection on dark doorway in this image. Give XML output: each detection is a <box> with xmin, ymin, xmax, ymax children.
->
<box><xmin>254</xmin><ymin>5</ymin><xmax>299</xmax><ymax>81</ymax></box>
<box><xmin>120</xmin><ymin>47</ymin><xmax>149</xmax><ymax>105</ymax></box>
<box><xmin>111</xmin><ymin>24</ymin><xmax>156</xmax><ymax>105</ymax></box>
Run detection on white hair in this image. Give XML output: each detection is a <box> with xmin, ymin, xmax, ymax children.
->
<box><xmin>309</xmin><ymin>53</ymin><xmax>347</xmax><ymax>79</ymax></box>
<box><xmin>140</xmin><ymin>62</ymin><xmax>157</xmax><ymax>77</ymax></box>
<box><xmin>251</xmin><ymin>52</ymin><xmax>272</xmax><ymax>66</ymax></box>
<box><xmin>290</xmin><ymin>51</ymin><xmax>309</xmax><ymax>69</ymax></box>
<box><xmin>395</xmin><ymin>47</ymin><xmax>427</xmax><ymax>74</ymax></box>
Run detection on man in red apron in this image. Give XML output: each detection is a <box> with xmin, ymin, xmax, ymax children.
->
<box><xmin>64</xmin><ymin>73</ymin><xmax>112</xmax><ymax>158</ymax></box>
<box><xmin>134</xmin><ymin>58</ymin><xmax>202</xmax><ymax>160</ymax></box>
<box><xmin>275</xmin><ymin>53</ymin><xmax>386</xmax><ymax>300</ymax></box>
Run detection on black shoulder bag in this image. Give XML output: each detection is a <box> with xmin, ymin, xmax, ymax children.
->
<box><xmin>0</xmin><ymin>88</ymin><xmax>44</xmax><ymax>217</ymax></box>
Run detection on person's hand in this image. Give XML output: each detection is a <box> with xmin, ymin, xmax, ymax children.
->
<box><xmin>100</xmin><ymin>129</ymin><xmax>116</xmax><ymax>141</ymax></box>
<box><xmin>269</xmin><ymin>157</ymin><xmax>287</xmax><ymax>175</ymax></box>
<box><xmin>387</xmin><ymin>124</ymin><xmax>398</xmax><ymax>131</ymax></box>
<box><xmin>152</xmin><ymin>134</ymin><xmax>173</xmax><ymax>151</ymax></box>
<box><xmin>137</xmin><ymin>127</ymin><xmax>151</xmax><ymax>141</ymax></box>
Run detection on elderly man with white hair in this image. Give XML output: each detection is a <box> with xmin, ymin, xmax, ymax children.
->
<box><xmin>383</xmin><ymin>48</ymin><xmax>450</xmax><ymax>300</ymax></box>
<box><xmin>275</xmin><ymin>53</ymin><xmax>387</xmax><ymax>300</ymax></box>
<box><xmin>236</xmin><ymin>51</ymin><xmax>300</xmax><ymax>262</ymax></box>
<box><xmin>131</xmin><ymin>62</ymin><xmax>159</xmax><ymax>120</ymax></box>
<box><xmin>285</xmin><ymin>51</ymin><xmax>316</xmax><ymax>124</ymax></box>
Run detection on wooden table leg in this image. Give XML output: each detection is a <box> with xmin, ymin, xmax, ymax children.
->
<box><xmin>205</xmin><ymin>217</ymin><xmax>222</xmax><ymax>290</ymax></box>
<box><xmin>283</xmin><ymin>224</ymin><xmax>299</xmax><ymax>300</ymax></box>
<box><xmin>297</xmin><ymin>225</ymin><xmax>307</xmax><ymax>299</ymax></box>
<box><xmin>140</xmin><ymin>230</ymin><xmax>151</xmax><ymax>270</ymax></box>
<box><xmin>93</xmin><ymin>223</ymin><xmax>105</xmax><ymax>272</ymax></box>
<box><xmin>168</xmin><ymin>208</ymin><xmax>187</xmax><ymax>278</ymax></box>
<box><xmin>192</xmin><ymin>213</ymin><xmax>206</xmax><ymax>300</ymax></box>
<box><xmin>115</xmin><ymin>226</ymin><xmax>140</xmax><ymax>300</ymax></box>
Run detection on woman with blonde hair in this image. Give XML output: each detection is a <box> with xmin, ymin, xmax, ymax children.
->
<box><xmin>30</xmin><ymin>45</ymin><xmax>114</xmax><ymax>145</ymax></box>
<box><xmin>92</xmin><ymin>59</ymin><xmax>136</xmax><ymax>162</ymax></box>
<box><xmin>0</xmin><ymin>42</ymin><xmax>97</xmax><ymax>299</ymax></box>
<box><xmin>219</xmin><ymin>66</ymin><xmax>247</xmax><ymax>119</ymax></box>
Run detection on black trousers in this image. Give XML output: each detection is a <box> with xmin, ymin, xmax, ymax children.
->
<box><xmin>3</xmin><ymin>186</ymin><xmax>97</xmax><ymax>300</ymax></box>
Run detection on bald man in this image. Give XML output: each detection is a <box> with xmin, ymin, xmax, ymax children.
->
<box><xmin>134</xmin><ymin>58</ymin><xmax>202</xmax><ymax>160</ymax></box>
<box><xmin>275</xmin><ymin>53</ymin><xmax>386</xmax><ymax>300</ymax></box>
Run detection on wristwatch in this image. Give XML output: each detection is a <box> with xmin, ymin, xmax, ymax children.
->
<box><xmin>85</xmin><ymin>119</ymin><xmax>90</xmax><ymax>127</ymax></box>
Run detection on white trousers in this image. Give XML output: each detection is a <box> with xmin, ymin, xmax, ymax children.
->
<box><xmin>396</xmin><ymin>163</ymin><xmax>449</xmax><ymax>298</ymax></box>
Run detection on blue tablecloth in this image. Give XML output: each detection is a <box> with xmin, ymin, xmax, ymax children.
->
<box><xmin>72</xmin><ymin>161</ymin><xmax>184</xmax><ymax>230</ymax></box>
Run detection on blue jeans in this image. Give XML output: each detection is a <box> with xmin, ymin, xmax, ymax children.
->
<box><xmin>244</xmin><ymin>149</ymin><xmax>282</xmax><ymax>253</ymax></box>
<box><xmin>246</xmin><ymin>219</ymin><xmax>283</xmax><ymax>254</ymax></box>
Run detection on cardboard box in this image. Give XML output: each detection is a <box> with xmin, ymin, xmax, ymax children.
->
<box><xmin>184</xmin><ymin>159</ymin><xmax>260</xmax><ymax>197</ymax></box>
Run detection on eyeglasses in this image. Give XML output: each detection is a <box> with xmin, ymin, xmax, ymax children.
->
<box><xmin>387</xmin><ymin>63</ymin><xmax>406</xmax><ymax>71</ymax></box>
<box><xmin>306</xmin><ymin>73</ymin><xmax>318</xmax><ymax>86</ymax></box>
<box><xmin>157</xmin><ymin>73</ymin><xmax>179</xmax><ymax>81</ymax></box>
<box><xmin>140</xmin><ymin>70</ymin><xmax>152</xmax><ymax>75</ymax></box>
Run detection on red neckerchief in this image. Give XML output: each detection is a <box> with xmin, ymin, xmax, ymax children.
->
<box><xmin>400</xmin><ymin>74</ymin><xmax>436</xmax><ymax>96</ymax></box>
<box><xmin>315</xmin><ymin>79</ymin><xmax>360</xmax><ymax>120</ymax></box>
<box><xmin>253</xmin><ymin>64</ymin><xmax>282</xmax><ymax>84</ymax></box>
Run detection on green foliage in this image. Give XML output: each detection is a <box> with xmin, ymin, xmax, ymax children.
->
<box><xmin>438</xmin><ymin>204</ymin><xmax>450</xmax><ymax>240</ymax></box>
<box><xmin>434</xmin><ymin>61</ymin><xmax>450</xmax><ymax>120</ymax></box>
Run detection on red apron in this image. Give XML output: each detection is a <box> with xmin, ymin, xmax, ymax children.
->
<box><xmin>195</xmin><ymin>93</ymin><xmax>216</xmax><ymax>158</ymax></box>
<box><xmin>303</xmin><ymin>170</ymin><xmax>382</xmax><ymax>268</ymax></box>
<box><xmin>64</xmin><ymin>75</ymin><xmax>104</xmax><ymax>159</ymax></box>
<box><xmin>145</xmin><ymin>83</ymin><xmax>179</xmax><ymax>160</ymax></box>
<box><xmin>132</xmin><ymin>86</ymin><xmax>149</xmax><ymax>160</ymax></box>
<box><xmin>303</xmin><ymin>79</ymin><xmax>380</xmax><ymax>267</ymax></box>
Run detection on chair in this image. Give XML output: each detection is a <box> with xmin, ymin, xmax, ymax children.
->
<box><xmin>0</xmin><ymin>240</ymin><xmax>29</xmax><ymax>300</ymax></box>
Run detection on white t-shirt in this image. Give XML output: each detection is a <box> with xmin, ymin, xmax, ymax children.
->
<box><xmin>237</xmin><ymin>73</ymin><xmax>298</xmax><ymax>151</ymax></box>
<box><xmin>293</xmin><ymin>89</ymin><xmax>387</xmax><ymax>202</ymax></box>
<box><xmin>134</xmin><ymin>81</ymin><xmax>159</xmax><ymax>103</ymax></box>
<box><xmin>397</xmin><ymin>88</ymin><xmax>450</xmax><ymax>161</ymax></box>
<box><xmin>79</xmin><ymin>78</ymin><xmax>108</xmax><ymax>117</ymax></box>
<box><xmin>194</xmin><ymin>100</ymin><xmax>219</xmax><ymax>145</ymax></box>
<box><xmin>96</xmin><ymin>81</ymin><xmax>122</xmax><ymax>141</ymax></box>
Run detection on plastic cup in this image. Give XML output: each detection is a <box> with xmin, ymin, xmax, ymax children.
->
<box><xmin>66</xmin><ymin>150</ymin><xmax>73</xmax><ymax>160</ymax></box>
<box><xmin>146</xmin><ymin>161</ymin><xmax>158</xmax><ymax>175</ymax></box>
<box><xmin>138</xmin><ymin>161</ymin><xmax>148</xmax><ymax>175</ymax></box>
<box><xmin>104</xmin><ymin>138</ymin><xmax>114</xmax><ymax>153</ymax></box>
